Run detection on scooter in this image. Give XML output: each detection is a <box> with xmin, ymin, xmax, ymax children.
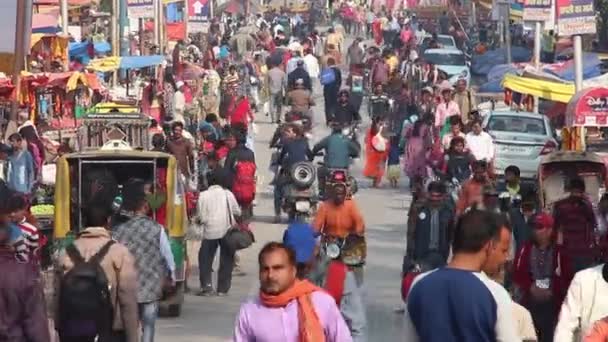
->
<box><xmin>281</xmin><ymin>161</ymin><xmax>318</xmax><ymax>221</ymax></box>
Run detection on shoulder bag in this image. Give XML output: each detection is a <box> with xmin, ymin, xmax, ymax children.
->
<box><xmin>222</xmin><ymin>191</ymin><xmax>254</xmax><ymax>251</ymax></box>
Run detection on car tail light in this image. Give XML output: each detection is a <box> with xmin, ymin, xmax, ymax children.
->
<box><xmin>540</xmin><ymin>140</ymin><xmax>557</xmax><ymax>155</ymax></box>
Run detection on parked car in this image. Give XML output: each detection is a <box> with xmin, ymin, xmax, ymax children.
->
<box><xmin>423</xmin><ymin>48</ymin><xmax>470</xmax><ymax>85</ymax></box>
<box><xmin>483</xmin><ymin>111</ymin><xmax>558</xmax><ymax>179</ymax></box>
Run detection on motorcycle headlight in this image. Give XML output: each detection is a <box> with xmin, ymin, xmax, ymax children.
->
<box><xmin>461</xmin><ymin>70</ymin><xmax>468</xmax><ymax>77</ymax></box>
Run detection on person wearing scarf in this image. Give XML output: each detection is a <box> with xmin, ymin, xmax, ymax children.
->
<box><xmin>234</xmin><ymin>242</ymin><xmax>352</xmax><ymax>342</ymax></box>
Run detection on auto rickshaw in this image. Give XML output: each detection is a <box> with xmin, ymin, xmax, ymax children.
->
<box><xmin>537</xmin><ymin>150</ymin><xmax>608</xmax><ymax>210</ymax></box>
<box><xmin>53</xmin><ymin>142</ymin><xmax>187</xmax><ymax>316</ymax></box>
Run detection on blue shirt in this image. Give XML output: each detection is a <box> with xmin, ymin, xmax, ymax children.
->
<box><xmin>405</xmin><ymin>268</ymin><xmax>520</xmax><ymax>342</ymax></box>
<box><xmin>7</xmin><ymin>150</ymin><xmax>35</xmax><ymax>194</ymax></box>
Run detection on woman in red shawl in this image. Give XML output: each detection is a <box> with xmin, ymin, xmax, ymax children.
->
<box><xmin>372</xmin><ymin>17</ymin><xmax>383</xmax><ymax>46</ymax></box>
<box><xmin>363</xmin><ymin>117</ymin><xmax>390</xmax><ymax>187</ymax></box>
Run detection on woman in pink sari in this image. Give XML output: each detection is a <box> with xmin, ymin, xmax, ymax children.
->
<box><xmin>404</xmin><ymin>120</ymin><xmax>431</xmax><ymax>192</ymax></box>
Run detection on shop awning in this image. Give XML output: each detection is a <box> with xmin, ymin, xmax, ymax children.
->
<box><xmin>87</xmin><ymin>55</ymin><xmax>164</xmax><ymax>72</ymax></box>
<box><xmin>566</xmin><ymin>87</ymin><xmax>608</xmax><ymax>127</ymax></box>
<box><xmin>502</xmin><ymin>74</ymin><xmax>575</xmax><ymax>103</ymax></box>
<box><xmin>32</xmin><ymin>13</ymin><xmax>60</xmax><ymax>34</ymax></box>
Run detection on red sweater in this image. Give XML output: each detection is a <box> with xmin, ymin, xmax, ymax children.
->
<box><xmin>512</xmin><ymin>242</ymin><xmax>573</xmax><ymax>316</ymax></box>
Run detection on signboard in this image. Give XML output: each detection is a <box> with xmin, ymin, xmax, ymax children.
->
<box><xmin>566</xmin><ymin>88</ymin><xmax>608</xmax><ymax>127</ymax></box>
<box><xmin>128</xmin><ymin>0</ymin><xmax>154</xmax><ymax>19</ymax></box>
<box><xmin>523</xmin><ymin>0</ymin><xmax>552</xmax><ymax>21</ymax></box>
<box><xmin>556</xmin><ymin>0</ymin><xmax>596</xmax><ymax>36</ymax></box>
<box><xmin>187</xmin><ymin>0</ymin><xmax>211</xmax><ymax>33</ymax></box>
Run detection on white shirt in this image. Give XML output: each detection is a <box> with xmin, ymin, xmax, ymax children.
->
<box><xmin>555</xmin><ymin>265</ymin><xmax>608</xmax><ymax>342</ymax></box>
<box><xmin>466</xmin><ymin>132</ymin><xmax>495</xmax><ymax>161</ymax></box>
<box><xmin>303</xmin><ymin>54</ymin><xmax>320</xmax><ymax>78</ymax></box>
<box><xmin>196</xmin><ymin>186</ymin><xmax>242</xmax><ymax>240</ymax></box>
<box><xmin>173</xmin><ymin>90</ymin><xmax>186</xmax><ymax>114</ymax></box>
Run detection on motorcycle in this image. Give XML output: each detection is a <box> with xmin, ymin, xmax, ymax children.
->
<box><xmin>281</xmin><ymin>161</ymin><xmax>318</xmax><ymax>221</ymax></box>
<box><xmin>320</xmin><ymin>233</ymin><xmax>367</xmax><ymax>267</ymax></box>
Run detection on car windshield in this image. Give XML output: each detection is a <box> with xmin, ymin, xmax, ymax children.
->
<box><xmin>423</xmin><ymin>52</ymin><xmax>465</xmax><ymax>66</ymax></box>
<box><xmin>488</xmin><ymin>116</ymin><xmax>546</xmax><ymax>135</ymax></box>
<box><xmin>438</xmin><ymin>37</ymin><xmax>454</xmax><ymax>46</ymax></box>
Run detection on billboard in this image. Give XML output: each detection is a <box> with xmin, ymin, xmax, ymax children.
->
<box><xmin>128</xmin><ymin>0</ymin><xmax>155</xmax><ymax>19</ymax></box>
<box><xmin>523</xmin><ymin>0</ymin><xmax>552</xmax><ymax>22</ymax></box>
<box><xmin>187</xmin><ymin>0</ymin><xmax>211</xmax><ymax>33</ymax></box>
<box><xmin>556</xmin><ymin>0</ymin><xmax>596</xmax><ymax>36</ymax></box>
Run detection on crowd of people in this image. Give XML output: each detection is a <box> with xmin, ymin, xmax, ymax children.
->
<box><xmin>2</xmin><ymin>2</ymin><xmax>608</xmax><ymax>342</ymax></box>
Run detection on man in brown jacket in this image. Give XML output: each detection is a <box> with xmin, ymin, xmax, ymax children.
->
<box><xmin>54</xmin><ymin>204</ymin><xmax>139</xmax><ymax>342</ymax></box>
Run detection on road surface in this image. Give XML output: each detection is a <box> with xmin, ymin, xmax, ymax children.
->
<box><xmin>157</xmin><ymin>46</ymin><xmax>411</xmax><ymax>341</ymax></box>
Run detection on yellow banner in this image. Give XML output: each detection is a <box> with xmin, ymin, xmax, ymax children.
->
<box><xmin>502</xmin><ymin>73</ymin><xmax>576</xmax><ymax>103</ymax></box>
<box><xmin>87</xmin><ymin>56</ymin><xmax>121</xmax><ymax>72</ymax></box>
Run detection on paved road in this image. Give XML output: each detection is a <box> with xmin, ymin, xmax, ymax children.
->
<box><xmin>157</xmin><ymin>50</ymin><xmax>411</xmax><ymax>341</ymax></box>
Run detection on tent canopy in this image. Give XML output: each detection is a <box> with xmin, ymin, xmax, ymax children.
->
<box><xmin>87</xmin><ymin>55</ymin><xmax>164</xmax><ymax>72</ymax></box>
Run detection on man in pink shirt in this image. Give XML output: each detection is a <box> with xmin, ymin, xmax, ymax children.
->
<box><xmin>434</xmin><ymin>87</ymin><xmax>461</xmax><ymax>129</ymax></box>
<box><xmin>234</xmin><ymin>242</ymin><xmax>352</xmax><ymax>342</ymax></box>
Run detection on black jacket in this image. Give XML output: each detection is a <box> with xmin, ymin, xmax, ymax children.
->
<box><xmin>288</xmin><ymin>67</ymin><xmax>312</xmax><ymax>91</ymax></box>
<box><xmin>333</xmin><ymin>102</ymin><xmax>361</xmax><ymax>125</ymax></box>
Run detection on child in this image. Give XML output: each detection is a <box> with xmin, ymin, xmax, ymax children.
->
<box><xmin>387</xmin><ymin>135</ymin><xmax>401</xmax><ymax>188</ymax></box>
<box><xmin>444</xmin><ymin>136</ymin><xmax>473</xmax><ymax>184</ymax></box>
<box><xmin>9</xmin><ymin>194</ymin><xmax>41</xmax><ymax>265</ymax></box>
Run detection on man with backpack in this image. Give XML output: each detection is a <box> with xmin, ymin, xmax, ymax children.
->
<box><xmin>113</xmin><ymin>179</ymin><xmax>176</xmax><ymax>342</ymax></box>
<box><xmin>224</xmin><ymin>124</ymin><xmax>256</xmax><ymax>221</ymax></box>
<box><xmin>321</xmin><ymin>57</ymin><xmax>342</xmax><ymax>126</ymax></box>
<box><xmin>55</xmin><ymin>204</ymin><xmax>139</xmax><ymax>342</ymax></box>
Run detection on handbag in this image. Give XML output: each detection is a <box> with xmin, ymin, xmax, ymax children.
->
<box><xmin>221</xmin><ymin>192</ymin><xmax>254</xmax><ymax>251</ymax></box>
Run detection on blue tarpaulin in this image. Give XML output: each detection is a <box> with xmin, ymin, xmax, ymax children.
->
<box><xmin>68</xmin><ymin>42</ymin><xmax>112</xmax><ymax>64</ymax></box>
<box><xmin>543</xmin><ymin>53</ymin><xmax>601</xmax><ymax>81</ymax></box>
<box><xmin>119</xmin><ymin>55</ymin><xmax>164</xmax><ymax>69</ymax></box>
<box><xmin>471</xmin><ymin>47</ymin><xmax>532</xmax><ymax>76</ymax></box>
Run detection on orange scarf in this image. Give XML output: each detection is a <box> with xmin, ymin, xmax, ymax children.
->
<box><xmin>260</xmin><ymin>280</ymin><xmax>325</xmax><ymax>342</ymax></box>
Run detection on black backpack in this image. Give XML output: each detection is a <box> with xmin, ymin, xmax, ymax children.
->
<box><xmin>58</xmin><ymin>240</ymin><xmax>115</xmax><ymax>340</ymax></box>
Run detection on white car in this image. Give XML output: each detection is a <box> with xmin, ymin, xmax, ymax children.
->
<box><xmin>483</xmin><ymin>111</ymin><xmax>558</xmax><ymax>179</ymax></box>
<box><xmin>419</xmin><ymin>34</ymin><xmax>457</xmax><ymax>50</ymax></box>
<box><xmin>423</xmin><ymin>48</ymin><xmax>470</xmax><ymax>85</ymax></box>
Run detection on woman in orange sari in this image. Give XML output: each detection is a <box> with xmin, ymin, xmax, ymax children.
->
<box><xmin>364</xmin><ymin>117</ymin><xmax>389</xmax><ymax>187</ymax></box>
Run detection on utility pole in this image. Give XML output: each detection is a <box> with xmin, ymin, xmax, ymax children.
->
<box><xmin>60</xmin><ymin>0</ymin><xmax>69</xmax><ymax>35</ymax></box>
<box><xmin>112</xmin><ymin>0</ymin><xmax>119</xmax><ymax>87</ymax></box>
<box><xmin>574</xmin><ymin>34</ymin><xmax>585</xmax><ymax>150</ymax></box>
<box><xmin>12</xmin><ymin>0</ymin><xmax>32</xmax><ymax>120</ymax></box>
<box><xmin>154</xmin><ymin>0</ymin><xmax>160</xmax><ymax>47</ymax></box>
<box><xmin>533</xmin><ymin>21</ymin><xmax>541</xmax><ymax>113</ymax></box>
<box><xmin>504</xmin><ymin>3</ymin><xmax>511</xmax><ymax>64</ymax></box>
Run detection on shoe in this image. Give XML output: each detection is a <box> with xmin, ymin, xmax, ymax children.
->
<box><xmin>195</xmin><ymin>287</ymin><xmax>216</xmax><ymax>297</ymax></box>
<box><xmin>217</xmin><ymin>292</ymin><xmax>229</xmax><ymax>297</ymax></box>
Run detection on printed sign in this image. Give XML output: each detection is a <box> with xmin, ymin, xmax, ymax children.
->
<box><xmin>566</xmin><ymin>88</ymin><xmax>608</xmax><ymax>127</ymax></box>
<box><xmin>556</xmin><ymin>0</ymin><xmax>596</xmax><ymax>36</ymax></box>
<box><xmin>128</xmin><ymin>0</ymin><xmax>155</xmax><ymax>19</ymax></box>
<box><xmin>187</xmin><ymin>0</ymin><xmax>211</xmax><ymax>33</ymax></box>
<box><xmin>523</xmin><ymin>0</ymin><xmax>552</xmax><ymax>21</ymax></box>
